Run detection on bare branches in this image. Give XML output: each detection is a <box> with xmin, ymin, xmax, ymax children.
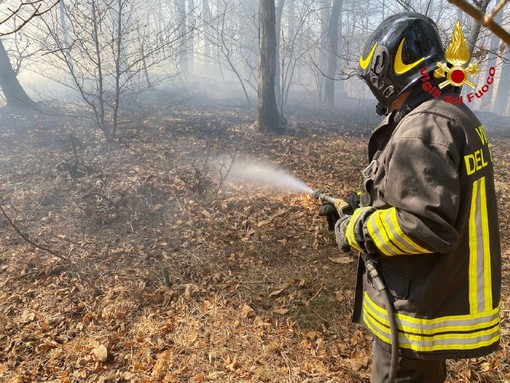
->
<box><xmin>487</xmin><ymin>0</ymin><xmax>509</xmax><ymax>20</ymax></box>
<box><xmin>0</xmin><ymin>202</ymin><xmax>68</xmax><ymax>261</ymax></box>
<box><xmin>447</xmin><ymin>0</ymin><xmax>510</xmax><ymax>46</ymax></box>
<box><xmin>0</xmin><ymin>0</ymin><xmax>60</xmax><ymax>36</ymax></box>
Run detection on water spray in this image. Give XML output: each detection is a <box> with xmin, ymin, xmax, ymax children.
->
<box><xmin>218</xmin><ymin>158</ymin><xmax>314</xmax><ymax>194</ymax></box>
<box><xmin>222</xmin><ymin>158</ymin><xmax>398</xmax><ymax>382</ymax></box>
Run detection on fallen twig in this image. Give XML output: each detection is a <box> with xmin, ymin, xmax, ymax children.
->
<box><xmin>0</xmin><ymin>203</ymin><xmax>68</xmax><ymax>262</ymax></box>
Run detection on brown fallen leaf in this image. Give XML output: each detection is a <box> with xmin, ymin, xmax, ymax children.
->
<box><xmin>21</xmin><ymin>310</ymin><xmax>36</xmax><ymax>324</ymax></box>
<box><xmin>273</xmin><ymin>308</ymin><xmax>290</xmax><ymax>315</ymax></box>
<box><xmin>241</xmin><ymin>303</ymin><xmax>255</xmax><ymax>318</ymax></box>
<box><xmin>91</xmin><ymin>344</ymin><xmax>108</xmax><ymax>362</ymax></box>
<box><xmin>269</xmin><ymin>288</ymin><xmax>285</xmax><ymax>297</ymax></box>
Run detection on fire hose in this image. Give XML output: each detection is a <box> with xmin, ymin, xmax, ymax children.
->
<box><xmin>312</xmin><ymin>190</ymin><xmax>399</xmax><ymax>383</ymax></box>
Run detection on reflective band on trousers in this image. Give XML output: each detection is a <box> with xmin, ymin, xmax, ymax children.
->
<box><xmin>363</xmin><ymin>293</ymin><xmax>500</xmax><ymax>352</ymax></box>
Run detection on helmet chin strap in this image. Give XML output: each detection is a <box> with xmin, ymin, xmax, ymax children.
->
<box><xmin>375</xmin><ymin>78</ymin><xmax>459</xmax><ymax>118</ymax></box>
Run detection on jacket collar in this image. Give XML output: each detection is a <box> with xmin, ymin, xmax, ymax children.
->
<box><xmin>368</xmin><ymin>111</ymin><xmax>399</xmax><ymax>160</ymax></box>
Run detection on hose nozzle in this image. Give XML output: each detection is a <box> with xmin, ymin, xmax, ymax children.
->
<box><xmin>311</xmin><ymin>189</ymin><xmax>336</xmax><ymax>205</ymax></box>
<box><xmin>311</xmin><ymin>189</ymin><xmax>349</xmax><ymax>213</ymax></box>
<box><xmin>312</xmin><ymin>189</ymin><xmax>324</xmax><ymax>200</ymax></box>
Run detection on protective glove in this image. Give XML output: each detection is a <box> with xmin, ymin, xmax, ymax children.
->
<box><xmin>318</xmin><ymin>191</ymin><xmax>361</xmax><ymax>231</ymax></box>
<box><xmin>345</xmin><ymin>192</ymin><xmax>361</xmax><ymax>214</ymax></box>
<box><xmin>318</xmin><ymin>202</ymin><xmax>340</xmax><ymax>231</ymax></box>
<box><xmin>334</xmin><ymin>215</ymin><xmax>351</xmax><ymax>252</ymax></box>
<box><xmin>336</xmin><ymin>207</ymin><xmax>377</xmax><ymax>253</ymax></box>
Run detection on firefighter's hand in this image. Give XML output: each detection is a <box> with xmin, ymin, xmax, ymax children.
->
<box><xmin>318</xmin><ymin>203</ymin><xmax>340</xmax><ymax>231</ymax></box>
<box><xmin>334</xmin><ymin>215</ymin><xmax>351</xmax><ymax>252</ymax></box>
<box><xmin>346</xmin><ymin>192</ymin><xmax>361</xmax><ymax>212</ymax></box>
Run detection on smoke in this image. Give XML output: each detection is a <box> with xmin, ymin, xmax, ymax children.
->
<box><xmin>215</xmin><ymin>157</ymin><xmax>313</xmax><ymax>194</ymax></box>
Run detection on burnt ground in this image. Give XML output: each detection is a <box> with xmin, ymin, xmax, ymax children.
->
<box><xmin>0</xmin><ymin>100</ymin><xmax>509</xmax><ymax>383</ymax></box>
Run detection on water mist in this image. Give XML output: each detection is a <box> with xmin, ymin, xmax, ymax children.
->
<box><xmin>215</xmin><ymin>158</ymin><xmax>313</xmax><ymax>194</ymax></box>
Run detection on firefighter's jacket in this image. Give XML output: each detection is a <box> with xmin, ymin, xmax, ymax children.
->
<box><xmin>348</xmin><ymin>98</ymin><xmax>501</xmax><ymax>359</ymax></box>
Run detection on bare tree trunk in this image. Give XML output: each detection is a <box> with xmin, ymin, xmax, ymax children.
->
<box><xmin>324</xmin><ymin>0</ymin><xmax>342</xmax><ymax>108</ymax></box>
<box><xmin>467</xmin><ymin>0</ymin><xmax>491</xmax><ymax>56</ymax></box>
<box><xmin>91</xmin><ymin>0</ymin><xmax>109</xmax><ymax>139</ymax></box>
<box><xmin>202</xmin><ymin>0</ymin><xmax>212</xmax><ymax>58</ymax></box>
<box><xmin>176</xmin><ymin>0</ymin><xmax>188</xmax><ymax>74</ymax></box>
<box><xmin>319</xmin><ymin>0</ymin><xmax>330</xmax><ymax>102</ymax></box>
<box><xmin>188</xmin><ymin>0</ymin><xmax>195</xmax><ymax>75</ymax></box>
<box><xmin>59</xmin><ymin>0</ymin><xmax>73</xmax><ymax>70</ymax></box>
<box><xmin>457</xmin><ymin>5</ymin><xmax>464</xmax><ymax>23</ymax></box>
<box><xmin>241</xmin><ymin>0</ymin><xmax>259</xmax><ymax>84</ymax></box>
<box><xmin>493</xmin><ymin>45</ymin><xmax>510</xmax><ymax>115</ymax></box>
<box><xmin>481</xmin><ymin>10</ymin><xmax>502</xmax><ymax>111</ymax></box>
<box><xmin>258</xmin><ymin>0</ymin><xmax>284</xmax><ymax>133</ymax></box>
<box><xmin>274</xmin><ymin>0</ymin><xmax>285</xmax><ymax>109</ymax></box>
<box><xmin>0</xmin><ymin>39</ymin><xmax>35</xmax><ymax>108</ymax></box>
<box><xmin>112</xmin><ymin>0</ymin><xmax>123</xmax><ymax>138</ymax></box>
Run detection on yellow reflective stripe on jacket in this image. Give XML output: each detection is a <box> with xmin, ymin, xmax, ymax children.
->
<box><xmin>469</xmin><ymin>177</ymin><xmax>493</xmax><ymax>314</ymax></box>
<box><xmin>363</xmin><ymin>293</ymin><xmax>500</xmax><ymax>352</ymax></box>
<box><xmin>364</xmin><ymin>292</ymin><xmax>499</xmax><ymax>333</ymax></box>
<box><xmin>346</xmin><ymin>207</ymin><xmax>372</xmax><ymax>252</ymax></box>
<box><xmin>366</xmin><ymin>210</ymin><xmax>397</xmax><ymax>256</ymax></box>
<box><xmin>366</xmin><ymin>207</ymin><xmax>432</xmax><ymax>255</ymax></box>
<box><xmin>364</xmin><ymin>311</ymin><xmax>500</xmax><ymax>352</ymax></box>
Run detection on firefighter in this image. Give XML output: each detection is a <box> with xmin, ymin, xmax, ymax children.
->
<box><xmin>323</xmin><ymin>12</ymin><xmax>501</xmax><ymax>383</ymax></box>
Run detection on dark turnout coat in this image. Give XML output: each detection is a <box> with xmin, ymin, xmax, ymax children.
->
<box><xmin>348</xmin><ymin>98</ymin><xmax>501</xmax><ymax>360</ymax></box>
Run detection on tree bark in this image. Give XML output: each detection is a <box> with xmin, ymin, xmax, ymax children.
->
<box><xmin>188</xmin><ymin>0</ymin><xmax>195</xmax><ymax>74</ymax></box>
<box><xmin>324</xmin><ymin>0</ymin><xmax>342</xmax><ymax>108</ymax></box>
<box><xmin>202</xmin><ymin>0</ymin><xmax>212</xmax><ymax>58</ymax></box>
<box><xmin>493</xmin><ymin>45</ymin><xmax>510</xmax><ymax>115</ymax></box>
<box><xmin>0</xmin><ymin>39</ymin><xmax>35</xmax><ymax>109</ymax></box>
<box><xmin>91</xmin><ymin>0</ymin><xmax>109</xmax><ymax>138</ymax></box>
<box><xmin>258</xmin><ymin>0</ymin><xmax>283</xmax><ymax>133</ymax></box>
<box><xmin>176</xmin><ymin>0</ymin><xmax>188</xmax><ymax>74</ymax></box>
<box><xmin>274</xmin><ymin>0</ymin><xmax>285</xmax><ymax>109</ymax></box>
<box><xmin>467</xmin><ymin>0</ymin><xmax>491</xmax><ymax>57</ymax></box>
<box><xmin>319</xmin><ymin>0</ymin><xmax>329</xmax><ymax>102</ymax></box>
<box><xmin>59</xmin><ymin>0</ymin><xmax>73</xmax><ymax>70</ymax></box>
<box><xmin>481</xmin><ymin>10</ymin><xmax>502</xmax><ymax>111</ymax></box>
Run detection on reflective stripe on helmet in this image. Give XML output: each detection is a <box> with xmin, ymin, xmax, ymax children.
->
<box><xmin>360</xmin><ymin>42</ymin><xmax>378</xmax><ymax>70</ymax></box>
<box><xmin>394</xmin><ymin>38</ymin><xmax>425</xmax><ymax>74</ymax></box>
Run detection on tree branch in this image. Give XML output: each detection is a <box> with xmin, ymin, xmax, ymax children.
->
<box><xmin>487</xmin><ymin>0</ymin><xmax>509</xmax><ymax>21</ymax></box>
<box><xmin>447</xmin><ymin>0</ymin><xmax>510</xmax><ymax>46</ymax></box>
<box><xmin>0</xmin><ymin>0</ymin><xmax>60</xmax><ymax>36</ymax></box>
<box><xmin>0</xmin><ymin>202</ymin><xmax>68</xmax><ymax>261</ymax></box>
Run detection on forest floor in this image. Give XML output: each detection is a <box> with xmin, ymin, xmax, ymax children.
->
<box><xmin>0</xmin><ymin>100</ymin><xmax>509</xmax><ymax>383</ymax></box>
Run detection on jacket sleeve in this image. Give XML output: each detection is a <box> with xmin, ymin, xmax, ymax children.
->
<box><xmin>360</xmin><ymin>117</ymin><xmax>461</xmax><ymax>256</ymax></box>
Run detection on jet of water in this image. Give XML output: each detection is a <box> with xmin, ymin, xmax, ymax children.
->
<box><xmin>216</xmin><ymin>158</ymin><xmax>313</xmax><ymax>194</ymax></box>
